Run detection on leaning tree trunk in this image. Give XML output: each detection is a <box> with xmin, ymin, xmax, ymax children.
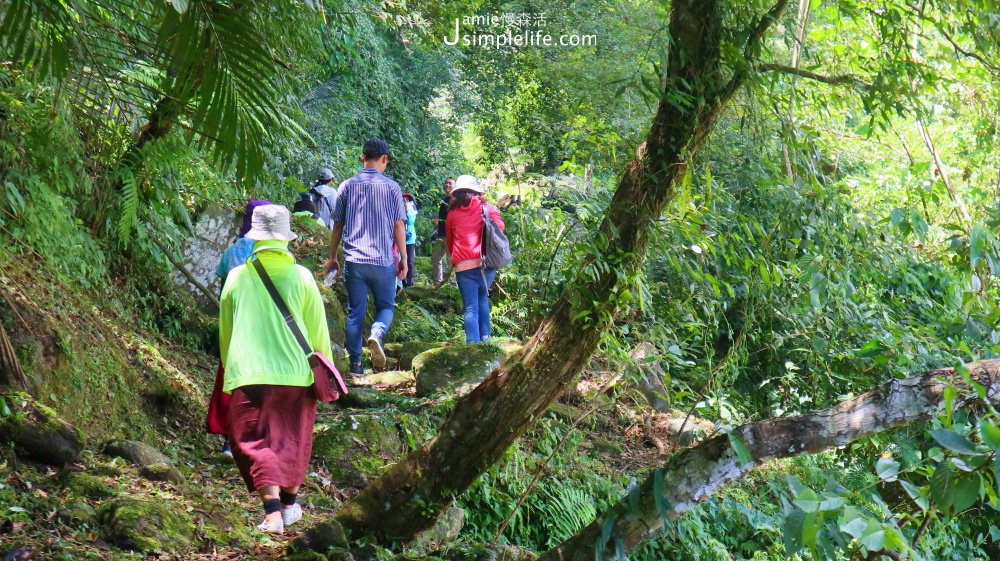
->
<box><xmin>540</xmin><ymin>358</ymin><xmax>1000</xmax><ymax>561</ymax></box>
<box><xmin>0</xmin><ymin>322</ymin><xmax>28</xmax><ymax>390</ymax></box>
<box><xmin>317</xmin><ymin>0</ymin><xmax>792</xmax><ymax>545</ymax></box>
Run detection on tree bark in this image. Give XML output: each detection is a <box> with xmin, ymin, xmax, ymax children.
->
<box><xmin>317</xmin><ymin>0</ymin><xmax>791</xmax><ymax>545</ymax></box>
<box><xmin>539</xmin><ymin>358</ymin><xmax>1000</xmax><ymax>561</ymax></box>
<box><xmin>0</xmin><ymin>322</ymin><xmax>28</xmax><ymax>390</ymax></box>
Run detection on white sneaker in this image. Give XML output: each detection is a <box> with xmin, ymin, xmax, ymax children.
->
<box><xmin>281</xmin><ymin>503</ymin><xmax>303</xmax><ymax>527</ymax></box>
<box><xmin>367</xmin><ymin>333</ymin><xmax>386</xmax><ymax>371</ymax></box>
<box><xmin>257</xmin><ymin>515</ymin><xmax>284</xmax><ymax>534</ymax></box>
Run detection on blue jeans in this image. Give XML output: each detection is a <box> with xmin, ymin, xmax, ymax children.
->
<box><xmin>404</xmin><ymin>244</ymin><xmax>416</xmax><ymax>287</ymax></box>
<box><xmin>456</xmin><ymin>268</ymin><xmax>497</xmax><ymax>343</ymax></box>
<box><xmin>344</xmin><ymin>261</ymin><xmax>397</xmax><ymax>364</ymax></box>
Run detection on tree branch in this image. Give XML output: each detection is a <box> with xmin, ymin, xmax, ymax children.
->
<box><xmin>758</xmin><ymin>63</ymin><xmax>871</xmax><ymax>88</ymax></box>
<box><xmin>539</xmin><ymin>358</ymin><xmax>1000</xmax><ymax>561</ymax></box>
<box><xmin>906</xmin><ymin>3</ymin><xmax>1000</xmax><ymax>74</ymax></box>
<box><xmin>744</xmin><ymin>0</ymin><xmax>792</xmax><ymax>60</ymax></box>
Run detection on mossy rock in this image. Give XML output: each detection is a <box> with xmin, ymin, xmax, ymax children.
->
<box><xmin>413</xmin><ymin>344</ymin><xmax>502</xmax><ymax>397</ymax></box>
<box><xmin>321</xmin><ymin>286</ymin><xmax>349</xmax><ymax>347</ymax></box>
<box><xmin>412</xmin><ymin>506</ymin><xmax>465</xmax><ymax>551</ymax></box>
<box><xmin>139</xmin><ymin>462</ymin><xmax>185</xmax><ymax>485</ymax></box>
<box><xmin>438</xmin><ymin>544</ymin><xmax>536</xmax><ymax>561</ymax></box>
<box><xmin>0</xmin><ymin>392</ymin><xmax>82</xmax><ymax>464</ymax></box>
<box><xmin>288</xmin><ymin>518</ymin><xmax>349</xmax><ymax>555</ymax></box>
<box><xmin>312</xmin><ymin>413</ymin><xmax>403</xmax><ymax>487</ymax></box>
<box><xmin>336</xmin><ymin>387</ymin><xmax>420</xmax><ymax>410</ymax></box>
<box><xmin>546</xmin><ymin>402</ymin><xmax>584</xmax><ymax>424</ymax></box>
<box><xmin>384</xmin><ymin>343</ymin><xmax>404</xmax><ymax>359</ymax></box>
<box><xmin>103</xmin><ymin>440</ymin><xmax>171</xmax><ymax>467</ymax></box>
<box><xmin>331</xmin><ymin>343</ymin><xmax>351</xmax><ymax>382</ymax></box>
<box><xmin>583</xmin><ymin>436</ymin><xmax>623</xmax><ymax>456</ymax></box>
<box><xmin>98</xmin><ymin>497</ymin><xmax>195</xmax><ymax>553</ymax></box>
<box><xmin>399</xmin><ymin>341</ymin><xmax>449</xmax><ymax>371</ymax></box>
<box><xmin>197</xmin><ymin>502</ymin><xmax>254</xmax><ymax>547</ymax></box>
<box><xmin>285</xmin><ymin>551</ymin><xmax>333</xmax><ymax>561</ymax></box>
<box><xmin>62</xmin><ymin>472</ymin><xmax>114</xmax><ymax>499</ymax></box>
<box><xmin>58</xmin><ymin>499</ymin><xmax>97</xmax><ymax>526</ymax></box>
<box><xmin>354</xmin><ymin>370</ymin><xmax>415</xmax><ymax>387</ymax></box>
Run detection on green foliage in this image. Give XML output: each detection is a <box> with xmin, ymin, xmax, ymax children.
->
<box><xmin>458</xmin><ymin>417</ymin><xmax>625</xmax><ymax>550</ymax></box>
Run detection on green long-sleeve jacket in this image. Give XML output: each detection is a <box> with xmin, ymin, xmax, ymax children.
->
<box><xmin>219</xmin><ymin>240</ymin><xmax>331</xmax><ymax>393</ymax></box>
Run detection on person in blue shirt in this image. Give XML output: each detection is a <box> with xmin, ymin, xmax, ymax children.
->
<box><xmin>402</xmin><ymin>193</ymin><xmax>418</xmax><ymax>289</ymax></box>
<box><xmin>325</xmin><ymin>139</ymin><xmax>407</xmax><ymax>376</ymax></box>
<box><xmin>218</xmin><ymin>200</ymin><xmax>273</xmax><ymax>287</ymax></box>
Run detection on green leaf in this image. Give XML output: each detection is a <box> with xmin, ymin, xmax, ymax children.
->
<box><xmin>971</xmin><ymin>224</ymin><xmax>987</xmax><ymax>269</ymax></box>
<box><xmin>818</xmin><ymin>492</ymin><xmax>846</xmax><ymax>512</ymax></box>
<box><xmin>980</xmin><ymin>420</ymin><xmax>1000</xmax><ymax>449</ymax></box>
<box><xmin>950</xmin><ymin>473</ymin><xmax>982</xmax><ymax>515</ymax></box>
<box><xmin>875</xmin><ymin>456</ymin><xmax>900</xmax><ymax>481</ymax></box>
<box><xmin>794</xmin><ymin>487</ymin><xmax>820</xmax><ymax>513</ymax></box>
<box><xmin>728</xmin><ymin>431</ymin><xmax>753</xmax><ymax>466</ymax></box>
<box><xmin>930</xmin><ymin>428</ymin><xmax>984</xmax><ymax>456</ymax></box>
<box><xmin>653</xmin><ymin>469</ymin><xmax>671</xmax><ymax>525</ymax></box>
<box><xmin>840</xmin><ymin>506</ymin><xmax>868</xmax><ymax>539</ymax></box>
<box><xmin>783</xmin><ymin>509</ymin><xmax>805</xmax><ymax>554</ymax></box>
<box><xmin>900</xmin><ymin>479</ymin><xmax>922</xmax><ymax>501</ymax></box>
<box><xmin>930</xmin><ymin>460</ymin><xmax>955</xmax><ymax>513</ymax></box>
<box><xmin>858</xmin><ymin>519</ymin><xmax>886</xmax><ymax>552</ymax></box>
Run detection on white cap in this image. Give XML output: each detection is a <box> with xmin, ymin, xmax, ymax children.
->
<box><xmin>245</xmin><ymin>205</ymin><xmax>297</xmax><ymax>241</ymax></box>
<box><xmin>454</xmin><ymin>174</ymin><xmax>485</xmax><ymax>194</ymax></box>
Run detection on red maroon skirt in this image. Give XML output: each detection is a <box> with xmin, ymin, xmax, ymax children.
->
<box><xmin>227</xmin><ymin>384</ymin><xmax>317</xmax><ymax>492</ymax></box>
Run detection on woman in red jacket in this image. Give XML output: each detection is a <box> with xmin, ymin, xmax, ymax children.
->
<box><xmin>446</xmin><ymin>175</ymin><xmax>505</xmax><ymax>343</ymax></box>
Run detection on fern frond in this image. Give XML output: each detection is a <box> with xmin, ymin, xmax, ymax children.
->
<box><xmin>116</xmin><ymin>166</ymin><xmax>139</xmax><ymax>243</ymax></box>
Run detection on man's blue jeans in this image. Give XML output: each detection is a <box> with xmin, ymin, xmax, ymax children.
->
<box><xmin>344</xmin><ymin>261</ymin><xmax>397</xmax><ymax>364</ymax></box>
<box><xmin>456</xmin><ymin>268</ymin><xmax>497</xmax><ymax>343</ymax></box>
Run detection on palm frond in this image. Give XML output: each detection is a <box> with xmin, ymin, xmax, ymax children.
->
<box><xmin>0</xmin><ymin>0</ymin><xmax>76</xmax><ymax>80</ymax></box>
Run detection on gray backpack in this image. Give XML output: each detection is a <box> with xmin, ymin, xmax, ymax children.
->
<box><xmin>481</xmin><ymin>203</ymin><xmax>512</xmax><ymax>269</ymax></box>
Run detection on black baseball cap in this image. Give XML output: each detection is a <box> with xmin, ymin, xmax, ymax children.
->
<box><xmin>362</xmin><ymin>138</ymin><xmax>391</xmax><ymax>160</ymax></box>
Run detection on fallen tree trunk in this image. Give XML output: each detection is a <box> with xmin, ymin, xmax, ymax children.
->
<box><xmin>316</xmin><ymin>0</ymin><xmax>792</xmax><ymax>546</ymax></box>
<box><xmin>539</xmin><ymin>358</ymin><xmax>1000</xmax><ymax>561</ymax></box>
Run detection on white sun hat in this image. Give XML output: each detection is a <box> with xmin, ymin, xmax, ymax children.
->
<box><xmin>454</xmin><ymin>174</ymin><xmax>485</xmax><ymax>194</ymax></box>
<box><xmin>245</xmin><ymin>204</ymin><xmax>297</xmax><ymax>241</ymax></box>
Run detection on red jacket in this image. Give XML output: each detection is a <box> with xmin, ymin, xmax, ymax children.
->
<box><xmin>446</xmin><ymin>197</ymin><xmax>505</xmax><ymax>272</ymax></box>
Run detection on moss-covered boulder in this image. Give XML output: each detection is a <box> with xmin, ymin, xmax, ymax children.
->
<box><xmin>286</xmin><ymin>551</ymin><xmax>334</xmax><ymax>561</ymax></box>
<box><xmin>0</xmin><ymin>393</ymin><xmax>82</xmax><ymax>464</ymax></box>
<box><xmin>413</xmin><ymin>344</ymin><xmax>502</xmax><ymax>397</ymax></box>
<box><xmin>321</xmin><ymin>287</ymin><xmax>348</xmax><ymax>349</ymax></box>
<box><xmin>139</xmin><ymin>462</ymin><xmax>185</xmax><ymax>485</ymax></box>
<box><xmin>312</xmin><ymin>413</ymin><xmax>403</xmax><ymax>487</ymax></box>
<box><xmin>355</xmin><ymin>370</ymin><xmax>415</xmax><ymax>387</ymax></box>
<box><xmin>412</xmin><ymin>506</ymin><xmax>465</xmax><ymax>551</ymax></box>
<box><xmin>98</xmin><ymin>497</ymin><xmax>195</xmax><ymax>553</ymax></box>
<box><xmin>104</xmin><ymin>439</ymin><xmax>170</xmax><ymax>466</ymax></box>
<box><xmin>58</xmin><ymin>499</ymin><xmax>97</xmax><ymax>526</ymax></box>
<box><xmin>103</xmin><ymin>440</ymin><xmax>185</xmax><ymax>484</ymax></box>
<box><xmin>399</xmin><ymin>341</ymin><xmax>449</xmax><ymax>371</ymax></box>
<box><xmin>384</xmin><ymin>342</ymin><xmax>404</xmax><ymax>359</ymax></box>
<box><xmin>288</xmin><ymin>518</ymin><xmax>349</xmax><ymax>556</ymax></box>
<box><xmin>62</xmin><ymin>472</ymin><xmax>114</xmax><ymax>499</ymax></box>
<box><xmin>437</xmin><ymin>544</ymin><xmax>536</xmax><ymax>561</ymax></box>
<box><xmin>197</xmin><ymin>502</ymin><xmax>254</xmax><ymax>547</ymax></box>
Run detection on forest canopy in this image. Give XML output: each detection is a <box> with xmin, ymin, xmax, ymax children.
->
<box><xmin>2</xmin><ymin>0</ymin><xmax>1000</xmax><ymax>560</ymax></box>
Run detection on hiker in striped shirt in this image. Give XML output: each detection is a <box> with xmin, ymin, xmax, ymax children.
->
<box><xmin>326</xmin><ymin>139</ymin><xmax>407</xmax><ymax>377</ymax></box>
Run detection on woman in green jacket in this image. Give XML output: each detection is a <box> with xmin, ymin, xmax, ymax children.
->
<box><xmin>219</xmin><ymin>205</ymin><xmax>331</xmax><ymax>533</ymax></box>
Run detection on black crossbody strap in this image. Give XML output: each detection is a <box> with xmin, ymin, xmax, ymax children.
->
<box><xmin>251</xmin><ymin>256</ymin><xmax>312</xmax><ymax>357</ymax></box>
